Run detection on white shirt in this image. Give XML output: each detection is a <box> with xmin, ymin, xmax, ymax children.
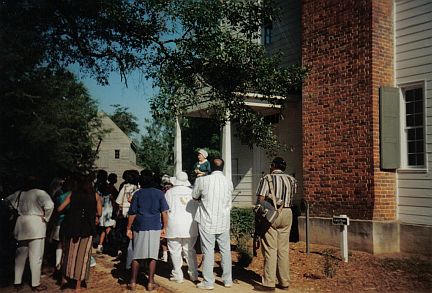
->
<box><xmin>115</xmin><ymin>183</ymin><xmax>138</xmax><ymax>217</ymax></box>
<box><xmin>192</xmin><ymin>171</ymin><xmax>233</xmax><ymax>234</ymax></box>
<box><xmin>6</xmin><ymin>189</ymin><xmax>54</xmax><ymax>241</ymax></box>
<box><xmin>165</xmin><ymin>185</ymin><xmax>198</xmax><ymax>238</ymax></box>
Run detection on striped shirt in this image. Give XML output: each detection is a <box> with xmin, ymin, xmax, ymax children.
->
<box><xmin>192</xmin><ymin>171</ymin><xmax>233</xmax><ymax>234</ymax></box>
<box><xmin>255</xmin><ymin>170</ymin><xmax>297</xmax><ymax>208</ymax></box>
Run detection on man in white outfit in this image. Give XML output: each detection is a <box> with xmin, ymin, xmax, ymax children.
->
<box><xmin>165</xmin><ymin>171</ymin><xmax>199</xmax><ymax>283</ymax></box>
<box><xmin>192</xmin><ymin>158</ymin><xmax>233</xmax><ymax>290</ymax></box>
<box><xmin>6</xmin><ymin>176</ymin><xmax>54</xmax><ymax>291</ymax></box>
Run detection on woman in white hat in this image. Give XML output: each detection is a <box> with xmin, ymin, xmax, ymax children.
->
<box><xmin>165</xmin><ymin>172</ymin><xmax>199</xmax><ymax>284</ymax></box>
<box><xmin>193</xmin><ymin>149</ymin><xmax>211</xmax><ymax>178</ymax></box>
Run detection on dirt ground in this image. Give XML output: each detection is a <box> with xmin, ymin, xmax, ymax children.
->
<box><xmin>1</xmin><ymin>241</ymin><xmax>431</xmax><ymax>292</ymax></box>
<box><xmin>246</xmin><ymin>242</ymin><xmax>432</xmax><ymax>292</ymax></box>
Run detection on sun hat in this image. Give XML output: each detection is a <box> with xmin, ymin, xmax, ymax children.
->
<box><xmin>170</xmin><ymin>171</ymin><xmax>191</xmax><ymax>187</ymax></box>
<box><xmin>198</xmin><ymin>149</ymin><xmax>208</xmax><ymax>158</ymax></box>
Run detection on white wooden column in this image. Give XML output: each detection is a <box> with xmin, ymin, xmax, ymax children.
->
<box><xmin>222</xmin><ymin>120</ymin><xmax>232</xmax><ymax>181</ymax></box>
<box><xmin>174</xmin><ymin>116</ymin><xmax>182</xmax><ymax>175</ymax></box>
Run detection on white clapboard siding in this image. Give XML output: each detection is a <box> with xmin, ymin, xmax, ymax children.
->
<box><xmin>399</xmin><ymin>206</ymin><xmax>432</xmax><ymax>217</ymax></box>
<box><xmin>94</xmin><ymin>113</ymin><xmax>142</xmax><ymax>187</ymax></box>
<box><xmin>397</xmin><ymin>47</ymin><xmax>432</xmax><ymax>62</ymax></box>
<box><xmin>264</xmin><ymin>0</ymin><xmax>301</xmax><ymax>67</ymax></box>
<box><xmin>397</xmin><ymin>38</ymin><xmax>432</xmax><ymax>53</ymax></box>
<box><xmin>399</xmin><ymin>196</ymin><xmax>432</xmax><ymax>207</ymax></box>
<box><xmin>397</xmin><ymin>21</ymin><xmax>432</xmax><ymax>39</ymax></box>
<box><xmin>397</xmin><ymin>0</ymin><xmax>431</xmax><ymax>12</ymax></box>
<box><xmin>396</xmin><ymin>0</ymin><xmax>432</xmax><ymax>226</ymax></box>
<box><xmin>398</xmin><ymin>187</ymin><xmax>432</xmax><ymax>197</ymax></box>
<box><xmin>397</xmin><ymin>214</ymin><xmax>432</xmax><ymax>225</ymax></box>
<box><xmin>398</xmin><ymin>178</ymin><xmax>432</xmax><ymax>189</ymax></box>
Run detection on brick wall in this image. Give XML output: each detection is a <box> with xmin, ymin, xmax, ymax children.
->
<box><xmin>301</xmin><ymin>0</ymin><xmax>396</xmax><ymax>220</ymax></box>
<box><xmin>370</xmin><ymin>0</ymin><xmax>396</xmax><ymax>220</ymax></box>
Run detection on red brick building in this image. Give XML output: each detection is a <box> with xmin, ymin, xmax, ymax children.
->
<box><xmin>183</xmin><ymin>0</ymin><xmax>431</xmax><ymax>255</ymax></box>
<box><xmin>262</xmin><ymin>0</ymin><xmax>431</xmax><ymax>254</ymax></box>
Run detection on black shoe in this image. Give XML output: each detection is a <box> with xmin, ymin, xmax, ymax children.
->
<box><xmin>14</xmin><ymin>284</ymin><xmax>24</xmax><ymax>291</ymax></box>
<box><xmin>276</xmin><ymin>284</ymin><xmax>290</xmax><ymax>290</ymax></box>
<box><xmin>31</xmin><ymin>284</ymin><xmax>48</xmax><ymax>292</ymax></box>
<box><xmin>254</xmin><ymin>284</ymin><xmax>275</xmax><ymax>292</ymax></box>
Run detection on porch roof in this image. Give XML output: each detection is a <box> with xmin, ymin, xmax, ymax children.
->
<box><xmin>185</xmin><ymin>93</ymin><xmax>300</xmax><ymax>118</ymax></box>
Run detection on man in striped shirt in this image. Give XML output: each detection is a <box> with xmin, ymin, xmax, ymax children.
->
<box><xmin>192</xmin><ymin>158</ymin><xmax>233</xmax><ymax>290</ymax></box>
<box><xmin>255</xmin><ymin>157</ymin><xmax>296</xmax><ymax>292</ymax></box>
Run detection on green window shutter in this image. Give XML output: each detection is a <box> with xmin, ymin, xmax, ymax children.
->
<box><xmin>380</xmin><ymin>86</ymin><xmax>401</xmax><ymax>169</ymax></box>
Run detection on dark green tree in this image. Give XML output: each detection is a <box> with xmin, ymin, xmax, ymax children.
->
<box><xmin>138</xmin><ymin>117</ymin><xmax>175</xmax><ymax>176</ymax></box>
<box><xmin>0</xmin><ymin>69</ymin><xmax>103</xmax><ymax>182</ymax></box>
<box><xmin>1</xmin><ymin>0</ymin><xmax>307</xmax><ymax>155</ymax></box>
<box><xmin>109</xmin><ymin>104</ymin><xmax>139</xmax><ymax>136</ymax></box>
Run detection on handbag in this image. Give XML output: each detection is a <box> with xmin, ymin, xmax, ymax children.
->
<box><xmin>253</xmin><ymin>175</ymin><xmax>283</xmax><ymax>225</ymax></box>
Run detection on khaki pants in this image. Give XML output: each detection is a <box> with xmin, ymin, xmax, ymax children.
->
<box><xmin>261</xmin><ymin>208</ymin><xmax>292</xmax><ymax>288</ymax></box>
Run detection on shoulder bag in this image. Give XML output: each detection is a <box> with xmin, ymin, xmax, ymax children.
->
<box><xmin>253</xmin><ymin>175</ymin><xmax>283</xmax><ymax>225</ymax></box>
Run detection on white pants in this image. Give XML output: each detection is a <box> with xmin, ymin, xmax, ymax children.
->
<box><xmin>15</xmin><ymin>238</ymin><xmax>45</xmax><ymax>287</ymax></box>
<box><xmin>167</xmin><ymin>236</ymin><xmax>198</xmax><ymax>281</ymax></box>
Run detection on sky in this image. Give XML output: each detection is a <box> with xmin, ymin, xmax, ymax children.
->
<box><xmin>73</xmin><ymin>67</ymin><xmax>156</xmax><ymax>134</ymax></box>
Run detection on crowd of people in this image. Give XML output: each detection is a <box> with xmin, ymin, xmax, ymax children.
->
<box><xmin>2</xmin><ymin>149</ymin><xmax>296</xmax><ymax>292</ymax></box>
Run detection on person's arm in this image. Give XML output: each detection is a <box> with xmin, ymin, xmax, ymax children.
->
<box><xmin>126</xmin><ymin>214</ymin><xmax>136</xmax><ymax>239</ymax></box>
<box><xmin>126</xmin><ymin>192</ymin><xmax>138</xmax><ymax>239</ymax></box>
<box><xmin>95</xmin><ymin>192</ymin><xmax>102</xmax><ymax>217</ymax></box>
<box><xmin>204</xmin><ymin>160</ymin><xmax>211</xmax><ymax>174</ymax></box>
<box><xmin>57</xmin><ymin>193</ymin><xmax>71</xmax><ymax>212</ymax></box>
<box><xmin>39</xmin><ymin>191</ymin><xmax>55</xmax><ymax>222</ymax></box>
<box><xmin>255</xmin><ymin>175</ymin><xmax>269</xmax><ymax>204</ymax></box>
<box><xmin>161</xmin><ymin>211</ymin><xmax>168</xmax><ymax>237</ymax></box>
<box><xmin>115</xmin><ymin>185</ymin><xmax>125</xmax><ymax>206</ymax></box>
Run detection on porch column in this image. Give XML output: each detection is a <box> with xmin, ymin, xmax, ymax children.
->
<box><xmin>174</xmin><ymin>116</ymin><xmax>182</xmax><ymax>175</ymax></box>
<box><xmin>222</xmin><ymin>120</ymin><xmax>232</xmax><ymax>181</ymax></box>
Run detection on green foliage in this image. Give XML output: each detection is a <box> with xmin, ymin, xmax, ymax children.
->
<box><xmin>109</xmin><ymin>104</ymin><xmax>139</xmax><ymax>136</ymax></box>
<box><xmin>0</xmin><ymin>69</ymin><xmax>103</xmax><ymax>180</ymax></box>
<box><xmin>137</xmin><ymin>117</ymin><xmax>175</xmax><ymax>176</ymax></box>
<box><xmin>1</xmin><ymin>0</ymin><xmax>307</xmax><ymax>155</ymax></box>
<box><xmin>231</xmin><ymin>207</ymin><xmax>255</xmax><ymax>243</ymax></box>
<box><xmin>236</xmin><ymin>237</ymin><xmax>253</xmax><ymax>267</ymax></box>
<box><xmin>231</xmin><ymin>207</ymin><xmax>255</xmax><ymax>267</ymax></box>
<box><xmin>151</xmin><ymin>1</ymin><xmax>307</xmax><ymax>154</ymax></box>
<box><xmin>322</xmin><ymin>248</ymin><xmax>338</xmax><ymax>278</ymax></box>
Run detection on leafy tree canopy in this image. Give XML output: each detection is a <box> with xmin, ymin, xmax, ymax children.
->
<box><xmin>1</xmin><ymin>0</ymin><xmax>307</xmax><ymax>154</ymax></box>
<box><xmin>108</xmin><ymin>104</ymin><xmax>139</xmax><ymax>136</ymax></box>
<box><xmin>138</xmin><ymin>117</ymin><xmax>174</xmax><ymax>176</ymax></box>
<box><xmin>0</xmin><ymin>69</ymin><xmax>103</xmax><ymax>182</ymax></box>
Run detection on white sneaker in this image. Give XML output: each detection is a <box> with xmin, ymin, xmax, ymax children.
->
<box><xmin>196</xmin><ymin>282</ymin><xmax>214</xmax><ymax>290</ymax></box>
<box><xmin>169</xmin><ymin>277</ymin><xmax>184</xmax><ymax>284</ymax></box>
<box><xmin>224</xmin><ymin>282</ymin><xmax>233</xmax><ymax>288</ymax></box>
<box><xmin>96</xmin><ymin>245</ymin><xmax>103</xmax><ymax>254</ymax></box>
